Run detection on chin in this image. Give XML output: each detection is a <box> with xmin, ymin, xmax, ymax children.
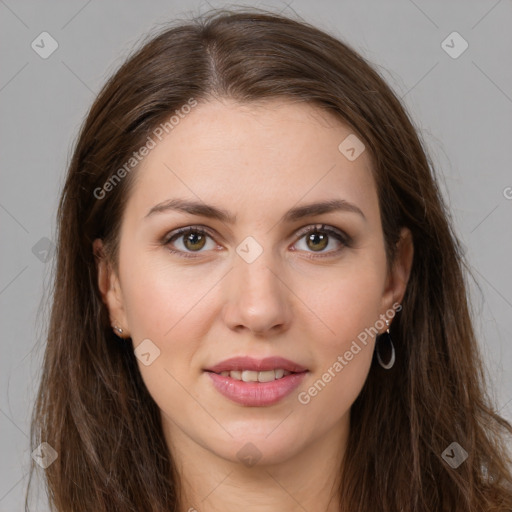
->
<box><xmin>205</xmin><ymin>428</ymin><xmax>308</xmax><ymax>468</ymax></box>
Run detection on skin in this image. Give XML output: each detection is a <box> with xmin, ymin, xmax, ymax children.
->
<box><xmin>94</xmin><ymin>98</ymin><xmax>413</xmax><ymax>512</ymax></box>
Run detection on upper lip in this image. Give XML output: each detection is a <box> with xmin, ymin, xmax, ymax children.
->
<box><xmin>205</xmin><ymin>356</ymin><xmax>308</xmax><ymax>373</ymax></box>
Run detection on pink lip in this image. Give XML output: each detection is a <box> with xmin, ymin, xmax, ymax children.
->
<box><xmin>204</xmin><ymin>356</ymin><xmax>309</xmax><ymax>406</ymax></box>
<box><xmin>206</xmin><ymin>371</ymin><xmax>308</xmax><ymax>406</ymax></box>
<box><xmin>205</xmin><ymin>356</ymin><xmax>307</xmax><ymax>373</ymax></box>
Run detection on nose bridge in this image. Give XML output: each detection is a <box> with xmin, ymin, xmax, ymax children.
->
<box><xmin>237</xmin><ymin>246</ymin><xmax>278</xmax><ymax>292</ymax></box>
<box><xmin>223</xmin><ymin>239</ymin><xmax>291</xmax><ymax>334</ymax></box>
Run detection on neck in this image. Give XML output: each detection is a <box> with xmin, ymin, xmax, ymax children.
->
<box><xmin>164</xmin><ymin>414</ymin><xmax>349</xmax><ymax>512</ymax></box>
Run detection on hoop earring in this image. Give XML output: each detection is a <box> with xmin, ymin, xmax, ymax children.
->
<box><xmin>376</xmin><ymin>320</ymin><xmax>395</xmax><ymax>370</ymax></box>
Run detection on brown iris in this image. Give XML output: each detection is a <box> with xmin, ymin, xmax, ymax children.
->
<box><xmin>306</xmin><ymin>231</ymin><xmax>328</xmax><ymax>251</ymax></box>
<box><xmin>183</xmin><ymin>231</ymin><xmax>207</xmax><ymax>251</ymax></box>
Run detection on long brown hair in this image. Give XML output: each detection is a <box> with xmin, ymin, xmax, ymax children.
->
<box><xmin>27</xmin><ymin>8</ymin><xmax>512</xmax><ymax>511</ymax></box>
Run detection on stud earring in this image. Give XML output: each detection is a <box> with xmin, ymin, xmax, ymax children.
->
<box><xmin>113</xmin><ymin>325</ymin><xmax>124</xmax><ymax>336</ymax></box>
<box><xmin>376</xmin><ymin>319</ymin><xmax>395</xmax><ymax>370</ymax></box>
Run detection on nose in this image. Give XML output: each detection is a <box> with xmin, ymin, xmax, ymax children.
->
<box><xmin>221</xmin><ymin>249</ymin><xmax>292</xmax><ymax>336</ymax></box>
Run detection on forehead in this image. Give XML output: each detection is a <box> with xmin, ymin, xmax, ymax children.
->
<box><xmin>124</xmin><ymin>98</ymin><xmax>379</xmax><ymax>225</ymax></box>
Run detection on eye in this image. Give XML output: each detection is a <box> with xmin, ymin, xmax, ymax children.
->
<box><xmin>163</xmin><ymin>226</ymin><xmax>218</xmax><ymax>257</ymax></box>
<box><xmin>292</xmin><ymin>224</ymin><xmax>350</xmax><ymax>257</ymax></box>
<box><xmin>162</xmin><ymin>223</ymin><xmax>350</xmax><ymax>259</ymax></box>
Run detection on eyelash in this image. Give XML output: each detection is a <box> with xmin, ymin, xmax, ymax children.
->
<box><xmin>162</xmin><ymin>224</ymin><xmax>351</xmax><ymax>260</ymax></box>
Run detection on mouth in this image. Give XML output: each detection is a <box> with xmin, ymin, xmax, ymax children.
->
<box><xmin>203</xmin><ymin>356</ymin><xmax>308</xmax><ymax>406</ymax></box>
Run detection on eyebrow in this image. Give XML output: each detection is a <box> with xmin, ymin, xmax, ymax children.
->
<box><xmin>144</xmin><ymin>197</ymin><xmax>366</xmax><ymax>223</ymax></box>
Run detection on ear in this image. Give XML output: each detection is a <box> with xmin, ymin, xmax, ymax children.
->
<box><xmin>380</xmin><ymin>227</ymin><xmax>414</xmax><ymax>316</ymax></box>
<box><xmin>93</xmin><ymin>238</ymin><xmax>129</xmax><ymax>337</ymax></box>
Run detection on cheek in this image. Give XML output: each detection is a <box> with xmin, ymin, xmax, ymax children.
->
<box><xmin>314</xmin><ymin>257</ymin><xmax>386</xmax><ymax>343</ymax></box>
<box><xmin>298</xmin><ymin>291</ymin><xmax>377</xmax><ymax>419</ymax></box>
<box><xmin>118</xmin><ymin>253</ymin><xmax>216</xmax><ymax>412</ymax></box>
<box><xmin>118</xmin><ymin>248</ymin><xmax>226</xmax><ymax>391</ymax></box>
<box><xmin>119</xmin><ymin>246</ymin><xmax>213</xmax><ymax>341</ymax></box>
<box><xmin>122</xmin><ymin>270</ymin><xmax>179</xmax><ymax>340</ymax></box>
<box><xmin>299</xmin><ymin>257</ymin><xmax>385</xmax><ymax>408</ymax></box>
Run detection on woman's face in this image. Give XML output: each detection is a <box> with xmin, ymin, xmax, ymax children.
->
<box><xmin>95</xmin><ymin>98</ymin><xmax>412</xmax><ymax>468</ymax></box>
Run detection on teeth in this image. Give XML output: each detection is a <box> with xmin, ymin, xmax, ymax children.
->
<box><xmin>241</xmin><ymin>370</ymin><xmax>259</xmax><ymax>382</ymax></box>
<box><xmin>257</xmin><ymin>370</ymin><xmax>276</xmax><ymax>382</ymax></box>
<box><xmin>275</xmin><ymin>369</ymin><xmax>285</xmax><ymax>379</ymax></box>
<box><xmin>218</xmin><ymin>369</ymin><xmax>292</xmax><ymax>381</ymax></box>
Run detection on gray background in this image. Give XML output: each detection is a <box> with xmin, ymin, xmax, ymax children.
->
<box><xmin>1</xmin><ymin>0</ymin><xmax>511</xmax><ymax>509</ymax></box>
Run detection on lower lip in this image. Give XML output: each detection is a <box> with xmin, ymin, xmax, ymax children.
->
<box><xmin>206</xmin><ymin>371</ymin><xmax>308</xmax><ymax>406</ymax></box>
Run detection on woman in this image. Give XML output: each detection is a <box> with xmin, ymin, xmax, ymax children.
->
<box><xmin>28</xmin><ymin>8</ymin><xmax>512</xmax><ymax>511</ymax></box>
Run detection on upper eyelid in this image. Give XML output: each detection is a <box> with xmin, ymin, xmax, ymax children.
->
<box><xmin>293</xmin><ymin>223</ymin><xmax>346</xmax><ymax>238</ymax></box>
<box><xmin>164</xmin><ymin>225</ymin><xmax>213</xmax><ymax>242</ymax></box>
